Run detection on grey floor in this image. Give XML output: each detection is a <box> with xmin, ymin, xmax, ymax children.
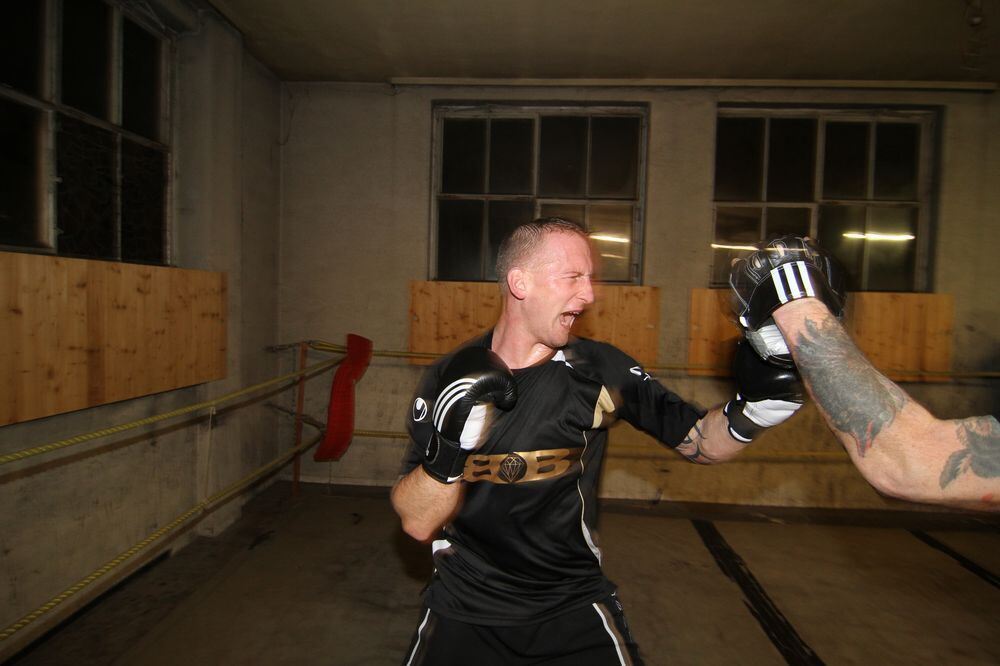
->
<box><xmin>9</xmin><ymin>482</ymin><xmax>1000</xmax><ymax>665</ymax></box>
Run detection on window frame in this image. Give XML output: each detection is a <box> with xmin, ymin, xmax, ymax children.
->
<box><xmin>0</xmin><ymin>0</ymin><xmax>173</xmax><ymax>264</ymax></box>
<box><xmin>430</xmin><ymin>102</ymin><xmax>649</xmax><ymax>284</ymax></box>
<box><xmin>712</xmin><ymin>106</ymin><xmax>936</xmax><ymax>291</ymax></box>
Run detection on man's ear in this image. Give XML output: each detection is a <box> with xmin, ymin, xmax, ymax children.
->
<box><xmin>507</xmin><ymin>268</ymin><xmax>528</xmax><ymax>300</ymax></box>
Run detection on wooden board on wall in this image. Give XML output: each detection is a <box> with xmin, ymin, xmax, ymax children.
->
<box><xmin>0</xmin><ymin>252</ymin><xmax>227</xmax><ymax>426</ymax></box>
<box><xmin>686</xmin><ymin>288</ymin><xmax>953</xmax><ymax>381</ymax></box>
<box><xmin>409</xmin><ymin>281</ymin><xmax>659</xmax><ymax>366</ymax></box>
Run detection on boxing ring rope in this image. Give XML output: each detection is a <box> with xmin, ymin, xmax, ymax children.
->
<box><xmin>0</xmin><ymin>342</ymin><xmax>349</xmax><ymax>648</ymax></box>
<box><xmin>311</xmin><ymin>340</ymin><xmax>1000</xmax><ymax>379</ymax></box>
<box><xmin>0</xmin><ymin>355</ymin><xmax>343</xmax><ymax>468</ymax></box>
<box><xmin>2</xmin><ymin>335</ymin><xmax>995</xmax><ymax>649</ymax></box>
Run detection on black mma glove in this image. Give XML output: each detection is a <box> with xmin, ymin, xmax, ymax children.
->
<box><xmin>725</xmin><ymin>339</ymin><xmax>805</xmax><ymax>442</ymax></box>
<box><xmin>730</xmin><ymin>236</ymin><xmax>846</xmax><ymax>368</ymax></box>
<box><xmin>422</xmin><ymin>346</ymin><xmax>517</xmax><ymax>484</ymax></box>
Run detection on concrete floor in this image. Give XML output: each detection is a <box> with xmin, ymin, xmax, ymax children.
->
<box><xmin>9</xmin><ymin>482</ymin><xmax>1000</xmax><ymax>666</ymax></box>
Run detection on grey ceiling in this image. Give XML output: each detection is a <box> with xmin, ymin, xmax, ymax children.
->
<box><xmin>208</xmin><ymin>0</ymin><xmax>997</xmax><ymax>84</ymax></box>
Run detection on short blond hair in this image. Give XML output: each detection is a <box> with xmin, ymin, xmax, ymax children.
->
<box><xmin>495</xmin><ymin>218</ymin><xmax>587</xmax><ymax>291</ymax></box>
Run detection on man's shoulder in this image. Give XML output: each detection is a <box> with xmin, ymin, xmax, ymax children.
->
<box><xmin>563</xmin><ymin>337</ymin><xmax>639</xmax><ymax>381</ymax></box>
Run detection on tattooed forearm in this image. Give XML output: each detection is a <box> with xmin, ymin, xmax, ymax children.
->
<box><xmin>940</xmin><ymin>416</ymin><xmax>1000</xmax><ymax>488</ymax></box>
<box><xmin>677</xmin><ymin>420</ymin><xmax>722</xmax><ymax>464</ymax></box>
<box><xmin>792</xmin><ymin>315</ymin><xmax>908</xmax><ymax>456</ymax></box>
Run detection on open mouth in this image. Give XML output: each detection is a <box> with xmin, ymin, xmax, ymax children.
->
<box><xmin>559</xmin><ymin>311</ymin><xmax>581</xmax><ymax>328</ymax></box>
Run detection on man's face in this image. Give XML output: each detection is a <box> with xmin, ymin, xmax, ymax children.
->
<box><xmin>520</xmin><ymin>231</ymin><xmax>595</xmax><ymax>350</ymax></box>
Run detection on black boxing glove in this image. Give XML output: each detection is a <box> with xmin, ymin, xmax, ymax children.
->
<box><xmin>725</xmin><ymin>339</ymin><xmax>805</xmax><ymax>443</ymax></box>
<box><xmin>422</xmin><ymin>346</ymin><xmax>517</xmax><ymax>483</ymax></box>
<box><xmin>730</xmin><ymin>236</ymin><xmax>846</xmax><ymax>368</ymax></box>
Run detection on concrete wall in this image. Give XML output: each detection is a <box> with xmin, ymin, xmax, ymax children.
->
<box><xmin>279</xmin><ymin>83</ymin><xmax>999</xmax><ymax>509</ymax></box>
<box><xmin>0</xmin><ymin>14</ymin><xmax>282</xmax><ymax>653</ymax></box>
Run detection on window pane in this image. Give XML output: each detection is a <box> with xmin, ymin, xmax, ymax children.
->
<box><xmin>823</xmin><ymin>122</ymin><xmax>868</xmax><ymax>199</ymax></box>
<box><xmin>765</xmin><ymin>207</ymin><xmax>811</xmax><ymax>238</ymax></box>
<box><xmin>715</xmin><ymin>206</ymin><xmax>761</xmax><ymax>242</ymax></box>
<box><xmin>0</xmin><ymin>100</ymin><xmax>42</xmax><ymax>247</ymax></box>
<box><xmin>123</xmin><ymin>19</ymin><xmax>162</xmax><ymax>140</ymax></box>
<box><xmin>0</xmin><ymin>0</ymin><xmax>43</xmax><ymax>95</ymax></box>
<box><xmin>767</xmin><ymin>118</ymin><xmax>815</xmax><ymax>201</ymax></box>
<box><xmin>486</xmin><ymin>201</ymin><xmax>534</xmax><ymax>280</ymax></box>
<box><xmin>539</xmin><ymin>116</ymin><xmax>587</xmax><ymax>197</ymax></box>
<box><xmin>866</xmin><ymin>207</ymin><xmax>917</xmax><ymax>290</ymax></box>
<box><xmin>715</xmin><ymin>117</ymin><xmax>763</xmax><ymax>201</ymax></box>
<box><xmin>57</xmin><ymin>115</ymin><xmax>116</xmax><ymax>259</ymax></box>
<box><xmin>437</xmin><ymin>199</ymin><xmax>483</xmax><ymax>280</ymax></box>
<box><xmin>874</xmin><ymin>123</ymin><xmax>918</xmax><ymax>201</ymax></box>
<box><xmin>441</xmin><ymin>119</ymin><xmax>485</xmax><ymax>194</ymax></box>
<box><xmin>489</xmin><ymin>119</ymin><xmax>533</xmax><ymax>194</ymax></box>
<box><xmin>62</xmin><ymin>0</ymin><xmax>111</xmax><ymax>119</ymax></box>
<box><xmin>589</xmin><ymin>204</ymin><xmax>633</xmax><ymax>281</ymax></box>
<box><xmin>590</xmin><ymin>116</ymin><xmax>639</xmax><ymax>199</ymax></box>
<box><xmin>712</xmin><ymin>206</ymin><xmax>762</xmax><ymax>284</ymax></box>
<box><xmin>122</xmin><ymin>140</ymin><xmax>166</xmax><ymax>263</ymax></box>
<box><xmin>539</xmin><ymin>203</ymin><xmax>585</xmax><ymax>228</ymax></box>
<box><xmin>818</xmin><ymin>205</ymin><xmax>865</xmax><ymax>290</ymax></box>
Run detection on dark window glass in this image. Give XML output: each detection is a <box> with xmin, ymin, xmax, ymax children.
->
<box><xmin>765</xmin><ymin>207</ymin><xmax>811</xmax><ymax>238</ymax></box>
<box><xmin>122</xmin><ymin>19</ymin><xmax>162</xmax><ymax>140</ymax></box>
<box><xmin>866</xmin><ymin>207</ymin><xmax>917</xmax><ymax>290</ymax></box>
<box><xmin>767</xmin><ymin>118</ymin><xmax>816</xmax><ymax>201</ymax></box>
<box><xmin>441</xmin><ymin>119</ymin><xmax>485</xmax><ymax>194</ymax></box>
<box><xmin>62</xmin><ymin>0</ymin><xmax>111</xmax><ymax>119</ymax></box>
<box><xmin>539</xmin><ymin>203</ymin><xmax>585</xmax><ymax>228</ymax></box>
<box><xmin>0</xmin><ymin>0</ymin><xmax>43</xmax><ymax>95</ymax></box>
<box><xmin>437</xmin><ymin>200</ymin><xmax>483</xmax><ymax>280</ymax></box>
<box><xmin>590</xmin><ymin>116</ymin><xmax>639</xmax><ymax>198</ymax></box>
<box><xmin>489</xmin><ymin>119</ymin><xmax>533</xmax><ymax>195</ymax></box>
<box><xmin>715</xmin><ymin>117</ymin><xmax>763</xmax><ymax>201</ymax></box>
<box><xmin>486</xmin><ymin>201</ymin><xmax>535</xmax><ymax>280</ymax></box>
<box><xmin>122</xmin><ymin>140</ymin><xmax>165</xmax><ymax>263</ymax></box>
<box><xmin>57</xmin><ymin>115</ymin><xmax>116</xmax><ymax>259</ymax></box>
<box><xmin>874</xmin><ymin>123</ymin><xmax>919</xmax><ymax>201</ymax></box>
<box><xmin>818</xmin><ymin>205</ymin><xmax>866</xmax><ymax>290</ymax></box>
<box><xmin>539</xmin><ymin>116</ymin><xmax>587</xmax><ymax>197</ymax></box>
<box><xmin>0</xmin><ymin>100</ymin><xmax>42</xmax><ymax>246</ymax></box>
<box><xmin>823</xmin><ymin>122</ymin><xmax>868</xmax><ymax>199</ymax></box>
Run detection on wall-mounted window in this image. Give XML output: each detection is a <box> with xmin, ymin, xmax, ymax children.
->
<box><xmin>711</xmin><ymin>108</ymin><xmax>935</xmax><ymax>291</ymax></box>
<box><xmin>433</xmin><ymin>104</ymin><xmax>648</xmax><ymax>283</ymax></box>
<box><xmin>0</xmin><ymin>0</ymin><xmax>170</xmax><ymax>265</ymax></box>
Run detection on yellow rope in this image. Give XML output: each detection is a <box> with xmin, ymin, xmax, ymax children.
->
<box><xmin>0</xmin><ymin>357</ymin><xmax>342</xmax><ymax>467</ymax></box>
<box><xmin>307</xmin><ymin>339</ymin><xmax>999</xmax><ymax>378</ymax></box>
<box><xmin>0</xmin><ymin>432</ymin><xmax>323</xmax><ymax>643</ymax></box>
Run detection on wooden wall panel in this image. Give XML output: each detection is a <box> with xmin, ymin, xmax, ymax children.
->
<box><xmin>409</xmin><ymin>281</ymin><xmax>659</xmax><ymax>365</ymax></box>
<box><xmin>0</xmin><ymin>252</ymin><xmax>227</xmax><ymax>426</ymax></box>
<box><xmin>686</xmin><ymin>288</ymin><xmax>954</xmax><ymax>381</ymax></box>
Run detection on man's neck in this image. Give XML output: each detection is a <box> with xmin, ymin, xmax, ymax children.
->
<box><xmin>491</xmin><ymin>314</ymin><xmax>557</xmax><ymax>370</ymax></box>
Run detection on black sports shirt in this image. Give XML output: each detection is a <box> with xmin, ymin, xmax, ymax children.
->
<box><xmin>401</xmin><ymin>332</ymin><xmax>705</xmax><ymax>624</ymax></box>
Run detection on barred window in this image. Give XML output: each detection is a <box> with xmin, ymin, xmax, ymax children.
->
<box><xmin>433</xmin><ymin>104</ymin><xmax>648</xmax><ymax>283</ymax></box>
<box><xmin>0</xmin><ymin>0</ymin><xmax>170</xmax><ymax>264</ymax></box>
<box><xmin>711</xmin><ymin>108</ymin><xmax>935</xmax><ymax>291</ymax></box>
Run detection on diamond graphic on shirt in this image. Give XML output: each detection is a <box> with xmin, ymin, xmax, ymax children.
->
<box><xmin>497</xmin><ymin>453</ymin><xmax>528</xmax><ymax>483</ymax></box>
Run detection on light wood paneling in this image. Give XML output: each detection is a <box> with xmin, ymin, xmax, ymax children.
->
<box><xmin>409</xmin><ymin>281</ymin><xmax>659</xmax><ymax>365</ymax></box>
<box><xmin>0</xmin><ymin>252</ymin><xmax>227</xmax><ymax>425</ymax></box>
<box><xmin>686</xmin><ymin>288</ymin><xmax>954</xmax><ymax>380</ymax></box>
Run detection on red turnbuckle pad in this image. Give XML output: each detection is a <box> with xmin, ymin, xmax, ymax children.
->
<box><xmin>314</xmin><ymin>334</ymin><xmax>373</xmax><ymax>461</ymax></box>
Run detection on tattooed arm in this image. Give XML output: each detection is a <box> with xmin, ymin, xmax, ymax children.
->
<box><xmin>675</xmin><ymin>408</ymin><xmax>748</xmax><ymax>464</ymax></box>
<box><xmin>772</xmin><ymin>299</ymin><xmax>1000</xmax><ymax>511</ymax></box>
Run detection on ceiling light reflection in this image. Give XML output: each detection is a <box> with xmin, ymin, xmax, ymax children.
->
<box><xmin>843</xmin><ymin>232</ymin><xmax>915</xmax><ymax>241</ymax></box>
<box><xmin>590</xmin><ymin>234</ymin><xmax>630</xmax><ymax>244</ymax></box>
<box><xmin>711</xmin><ymin>243</ymin><xmax>757</xmax><ymax>251</ymax></box>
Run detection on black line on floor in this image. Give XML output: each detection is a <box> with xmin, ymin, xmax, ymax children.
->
<box><xmin>691</xmin><ymin>519</ymin><xmax>824</xmax><ymax>666</ymax></box>
<box><xmin>909</xmin><ymin>530</ymin><xmax>1000</xmax><ymax>589</ymax></box>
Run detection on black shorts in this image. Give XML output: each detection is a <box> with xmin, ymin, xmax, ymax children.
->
<box><xmin>401</xmin><ymin>591</ymin><xmax>644</xmax><ymax>665</ymax></box>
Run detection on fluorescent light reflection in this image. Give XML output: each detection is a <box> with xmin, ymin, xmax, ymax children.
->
<box><xmin>600</xmin><ymin>253</ymin><xmax>626</xmax><ymax>259</ymax></box>
<box><xmin>843</xmin><ymin>232</ymin><xmax>915</xmax><ymax>242</ymax></box>
<box><xmin>711</xmin><ymin>243</ymin><xmax>757</xmax><ymax>251</ymax></box>
<box><xmin>590</xmin><ymin>234</ymin><xmax>629</xmax><ymax>244</ymax></box>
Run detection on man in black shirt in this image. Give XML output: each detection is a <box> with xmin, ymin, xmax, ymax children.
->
<box><xmin>391</xmin><ymin>219</ymin><xmax>803</xmax><ymax>664</ymax></box>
